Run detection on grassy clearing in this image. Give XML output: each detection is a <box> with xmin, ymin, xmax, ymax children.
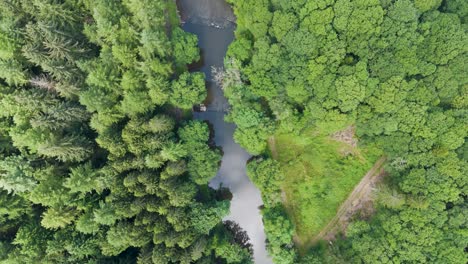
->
<box><xmin>273</xmin><ymin>130</ymin><xmax>381</xmax><ymax>251</ymax></box>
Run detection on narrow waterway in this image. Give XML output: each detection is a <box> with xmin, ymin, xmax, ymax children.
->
<box><xmin>177</xmin><ymin>1</ymin><xmax>272</xmax><ymax>263</ymax></box>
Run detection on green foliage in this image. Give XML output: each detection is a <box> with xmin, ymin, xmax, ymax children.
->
<box><xmin>41</xmin><ymin>207</ymin><xmax>78</xmax><ymax>229</ymax></box>
<box><xmin>212</xmin><ymin>228</ymin><xmax>253</xmax><ymax>264</ymax></box>
<box><xmin>37</xmin><ymin>134</ymin><xmax>92</xmax><ymax>162</ymax></box>
<box><xmin>275</xmin><ymin>133</ymin><xmax>380</xmax><ymax>246</ymax></box>
<box><xmin>172</xmin><ymin>27</ymin><xmax>200</xmax><ymax>68</ymax></box>
<box><xmin>444</xmin><ymin>0</ymin><xmax>468</xmax><ymax>23</ymax></box>
<box><xmin>0</xmin><ymin>156</ymin><xmax>36</xmax><ymax>194</ymax></box>
<box><xmin>178</xmin><ymin>120</ymin><xmax>210</xmax><ymax>145</ymax></box>
<box><xmin>147</xmin><ymin>115</ymin><xmax>175</xmax><ymax>133</ymax></box>
<box><xmin>228</xmin><ymin>0</ymin><xmax>467</xmax><ymax>262</ymax></box>
<box><xmin>0</xmin><ymin>1</ymin><xmax>247</xmax><ymax>263</ymax></box>
<box><xmin>185</xmin><ymin>144</ymin><xmax>221</xmax><ymax>185</ymax></box>
<box><xmin>0</xmin><ymin>190</ymin><xmax>31</xmax><ymax>234</ymax></box>
<box><xmin>190</xmin><ymin>201</ymin><xmax>229</xmax><ymax>234</ymax></box>
<box><xmin>64</xmin><ymin>163</ymin><xmax>105</xmax><ymax>194</ymax></box>
<box><xmin>228</xmin><ymin>106</ymin><xmax>274</xmax><ymax>155</ymax></box>
<box><xmin>342</xmin><ymin>205</ymin><xmax>467</xmax><ymax>263</ymax></box>
<box><xmin>262</xmin><ymin>206</ymin><xmax>297</xmax><ymax>264</ymax></box>
<box><xmin>415</xmin><ymin>0</ymin><xmax>443</xmax><ymax>12</ymax></box>
<box><xmin>170</xmin><ymin>72</ymin><xmax>206</xmax><ymax>109</ymax></box>
<box><xmin>179</xmin><ymin>121</ymin><xmax>221</xmax><ymax>184</ymax></box>
<box><xmin>270</xmin><ymin>11</ymin><xmax>297</xmax><ymax>41</ymax></box>
<box><xmin>247</xmin><ymin>158</ymin><xmax>284</xmax><ymax>207</ymax></box>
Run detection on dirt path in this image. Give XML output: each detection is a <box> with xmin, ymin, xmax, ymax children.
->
<box><xmin>310</xmin><ymin>156</ymin><xmax>387</xmax><ymax>244</ymax></box>
<box><xmin>268</xmin><ymin>136</ymin><xmax>278</xmax><ymax>159</ymax></box>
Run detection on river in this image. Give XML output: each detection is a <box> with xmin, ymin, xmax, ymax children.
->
<box><xmin>176</xmin><ymin>1</ymin><xmax>272</xmax><ymax>263</ymax></box>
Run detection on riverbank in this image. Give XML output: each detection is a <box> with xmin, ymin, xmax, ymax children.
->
<box><xmin>176</xmin><ymin>0</ymin><xmax>273</xmax><ymax>263</ymax></box>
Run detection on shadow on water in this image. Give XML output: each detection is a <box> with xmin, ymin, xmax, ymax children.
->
<box><xmin>177</xmin><ymin>0</ymin><xmax>236</xmax><ymax>27</ymax></box>
<box><xmin>176</xmin><ymin>0</ymin><xmax>273</xmax><ymax>263</ymax></box>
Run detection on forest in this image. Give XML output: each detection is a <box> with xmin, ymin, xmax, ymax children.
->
<box><xmin>225</xmin><ymin>0</ymin><xmax>467</xmax><ymax>263</ymax></box>
<box><xmin>0</xmin><ymin>0</ymin><xmax>467</xmax><ymax>264</ymax></box>
<box><xmin>0</xmin><ymin>0</ymin><xmax>252</xmax><ymax>263</ymax></box>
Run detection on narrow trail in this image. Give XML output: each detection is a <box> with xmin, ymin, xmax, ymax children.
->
<box><xmin>267</xmin><ymin>136</ymin><xmax>278</xmax><ymax>160</ymax></box>
<box><xmin>310</xmin><ymin>156</ymin><xmax>387</xmax><ymax>244</ymax></box>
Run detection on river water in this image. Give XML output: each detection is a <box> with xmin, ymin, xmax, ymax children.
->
<box><xmin>176</xmin><ymin>1</ymin><xmax>272</xmax><ymax>263</ymax></box>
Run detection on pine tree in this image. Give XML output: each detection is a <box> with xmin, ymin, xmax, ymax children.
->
<box><xmin>30</xmin><ymin>102</ymin><xmax>89</xmax><ymax>130</ymax></box>
<box><xmin>41</xmin><ymin>206</ymin><xmax>78</xmax><ymax>229</ymax></box>
<box><xmin>146</xmin><ymin>115</ymin><xmax>175</xmax><ymax>133</ymax></box>
<box><xmin>37</xmin><ymin>135</ymin><xmax>92</xmax><ymax>162</ymax></box>
<box><xmin>0</xmin><ymin>190</ymin><xmax>32</xmax><ymax>233</ymax></box>
<box><xmin>0</xmin><ymin>156</ymin><xmax>36</xmax><ymax>194</ymax></box>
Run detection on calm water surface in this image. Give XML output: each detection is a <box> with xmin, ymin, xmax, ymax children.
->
<box><xmin>177</xmin><ymin>1</ymin><xmax>272</xmax><ymax>263</ymax></box>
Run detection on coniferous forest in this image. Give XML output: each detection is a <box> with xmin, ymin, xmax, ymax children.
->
<box><xmin>0</xmin><ymin>0</ymin><xmax>467</xmax><ymax>264</ymax></box>
<box><xmin>0</xmin><ymin>1</ymin><xmax>251</xmax><ymax>263</ymax></box>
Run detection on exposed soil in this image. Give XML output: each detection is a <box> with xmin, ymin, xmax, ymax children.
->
<box><xmin>331</xmin><ymin>125</ymin><xmax>358</xmax><ymax>156</ymax></box>
<box><xmin>310</xmin><ymin>156</ymin><xmax>387</xmax><ymax>244</ymax></box>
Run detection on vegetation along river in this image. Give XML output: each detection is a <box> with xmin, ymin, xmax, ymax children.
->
<box><xmin>177</xmin><ymin>0</ymin><xmax>272</xmax><ymax>263</ymax></box>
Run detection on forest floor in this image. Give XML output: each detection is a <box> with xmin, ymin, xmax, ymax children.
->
<box><xmin>310</xmin><ymin>156</ymin><xmax>387</xmax><ymax>244</ymax></box>
<box><xmin>271</xmin><ymin>129</ymin><xmax>383</xmax><ymax>252</ymax></box>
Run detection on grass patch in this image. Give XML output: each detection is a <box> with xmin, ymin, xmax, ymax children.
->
<box><xmin>166</xmin><ymin>0</ymin><xmax>181</xmax><ymax>28</ymax></box>
<box><xmin>273</xmin><ymin>129</ymin><xmax>381</xmax><ymax>250</ymax></box>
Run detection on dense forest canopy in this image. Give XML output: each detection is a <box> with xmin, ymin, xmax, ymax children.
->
<box><xmin>0</xmin><ymin>0</ymin><xmax>252</xmax><ymax>263</ymax></box>
<box><xmin>224</xmin><ymin>0</ymin><xmax>467</xmax><ymax>263</ymax></box>
<box><xmin>0</xmin><ymin>0</ymin><xmax>466</xmax><ymax>264</ymax></box>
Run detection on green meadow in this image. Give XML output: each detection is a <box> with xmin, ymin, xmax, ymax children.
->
<box><xmin>274</xmin><ymin>131</ymin><xmax>381</xmax><ymax>249</ymax></box>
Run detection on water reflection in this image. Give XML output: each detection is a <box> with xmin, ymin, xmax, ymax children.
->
<box><xmin>177</xmin><ymin>0</ymin><xmax>273</xmax><ymax>263</ymax></box>
<box><xmin>177</xmin><ymin>0</ymin><xmax>236</xmax><ymax>27</ymax></box>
